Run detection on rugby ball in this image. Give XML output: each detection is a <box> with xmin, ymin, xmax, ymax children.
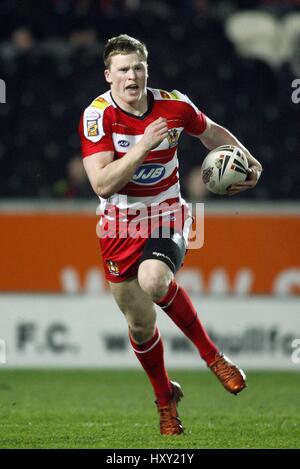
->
<box><xmin>201</xmin><ymin>145</ymin><xmax>248</xmax><ymax>195</ymax></box>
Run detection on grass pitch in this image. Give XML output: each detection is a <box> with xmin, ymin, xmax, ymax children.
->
<box><xmin>0</xmin><ymin>369</ymin><xmax>299</xmax><ymax>449</ymax></box>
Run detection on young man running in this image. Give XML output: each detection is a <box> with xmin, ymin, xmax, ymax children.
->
<box><xmin>79</xmin><ymin>34</ymin><xmax>262</xmax><ymax>435</ymax></box>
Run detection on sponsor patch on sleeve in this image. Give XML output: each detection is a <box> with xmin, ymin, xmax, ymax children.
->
<box><xmin>83</xmin><ymin>108</ymin><xmax>105</xmax><ymax>142</ymax></box>
<box><xmin>87</xmin><ymin>120</ymin><xmax>99</xmax><ymax>137</ymax></box>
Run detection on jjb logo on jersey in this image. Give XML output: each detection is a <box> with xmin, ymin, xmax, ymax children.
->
<box><xmin>133</xmin><ymin>164</ymin><xmax>166</xmax><ymax>185</ymax></box>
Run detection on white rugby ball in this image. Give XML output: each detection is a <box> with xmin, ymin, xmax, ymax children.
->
<box><xmin>201</xmin><ymin>145</ymin><xmax>248</xmax><ymax>195</ymax></box>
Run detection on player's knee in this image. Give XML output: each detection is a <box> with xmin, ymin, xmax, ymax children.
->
<box><xmin>138</xmin><ymin>270</ymin><xmax>170</xmax><ymax>302</ymax></box>
<box><xmin>128</xmin><ymin>320</ymin><xmax>156</xmax><ymax>344</ymax></box>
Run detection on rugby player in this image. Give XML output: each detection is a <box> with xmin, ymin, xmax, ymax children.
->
<box><xmin>79</xmin><ymin>34</ymin><xmax>262</xmax><ymax>435</ymax></box>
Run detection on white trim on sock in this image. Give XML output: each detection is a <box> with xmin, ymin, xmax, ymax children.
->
<box><xmin>160</xmin><ymin>283</ymin><xmax>179</xmax><ymax>310</ymax></box>
<box><xmin>131</xmin><ymin>330</ymin><xmax>161</xmax><ymax>354</ymax></box>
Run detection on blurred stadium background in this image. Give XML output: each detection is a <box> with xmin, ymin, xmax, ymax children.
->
<box><xmin>0</xmin><ymin>0</ymin><xmax>300</xmax><ymax>449</ymax></box>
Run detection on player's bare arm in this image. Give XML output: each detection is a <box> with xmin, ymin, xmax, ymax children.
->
<box><xmin>199</xmin><ymin>117</ymin><xmax>263</xmax><ymax>195</ymax></box>
<box><xmin>83</xmin><ymin>117</ymin><xmax>169</xmax><ymax>198</ymax></box>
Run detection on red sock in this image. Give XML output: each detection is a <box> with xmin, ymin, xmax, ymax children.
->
<box><xmin>156</xmin><ymin>281</ymin><xmax>218</xmax><ymax>365</ymax></box>
<box><xmin>129</xmin><ymin>327</ymin><xmax>173</xmax><ymax>405</ymax></box>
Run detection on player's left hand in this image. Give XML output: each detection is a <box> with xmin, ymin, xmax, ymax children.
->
<box><xmin>227</xmin><ymin>166</ymin><xmax>261</xmax><ymax>196</ymax></box>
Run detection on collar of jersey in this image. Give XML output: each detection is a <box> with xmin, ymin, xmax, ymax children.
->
<box><xmin>110</xmin><ymin>89</ymin><xmax>154</xmax><ymax>120</ymax></box>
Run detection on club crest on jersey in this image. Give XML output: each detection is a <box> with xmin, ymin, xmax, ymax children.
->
<box><xmin>87</xmin><ymin>120</ymin><xmax>99</xmax><ymax>137</ymax></box>
<box><xmin>167</xmin><ymin>128</ymin><xmax>179</xmax><ymax>148</ymax></box>
<box><xmin>133</xmin><ymin>164</ymin><xmax>166</xmax><ymax>185</ymax></box>
<box><xmin>106</xmin><ymin>260</ymin><xmax>120</xmax><ymax>276</ymax></box>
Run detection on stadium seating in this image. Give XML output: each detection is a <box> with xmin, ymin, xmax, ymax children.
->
<box><xmin>225</xmin><ymin>10</ymin><xmax>282</xmax><ymax>66</ymax></box>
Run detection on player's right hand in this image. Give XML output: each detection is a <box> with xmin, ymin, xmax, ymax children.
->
<box><xmin>141</xmin><ymin>117</ymin><xmax>169</xmax><ymax>152</ymax></box>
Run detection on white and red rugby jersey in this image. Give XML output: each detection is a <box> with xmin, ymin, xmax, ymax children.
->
<box><xmin>79</xmin><ymin>88</ymin><xmax>207</xmax><ymax>216</ymax></box>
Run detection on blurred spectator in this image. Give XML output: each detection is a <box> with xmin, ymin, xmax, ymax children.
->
<box><xmin>193</xmin><ymin>0</ymin><xmax>210</xmax><ymax>15</ymax></box>
<box><xmin>70</xmin><ymin>28</ymin><xmax>97</xmax><ymax>48</ymax></box>
<box><xmin>52</xmin><ymin>155</ymin><xmax>93</xmax><ymax>198</ymax></box>
<box><xmin>11</xmin><ymin>27</ymin><xmax>34</xmax><ymax>51</ymax></box>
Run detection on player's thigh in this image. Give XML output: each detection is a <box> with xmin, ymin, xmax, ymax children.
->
<box><xmin>109</xmin><ymin>277</ymin><xmax>156</xmax><ymax>326</ymax></box>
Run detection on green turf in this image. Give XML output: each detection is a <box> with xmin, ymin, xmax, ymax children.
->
<box><xmin>0</xmin><ymin>369</ymin><xmax>299</xmax><ymax>449</ymax></box>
